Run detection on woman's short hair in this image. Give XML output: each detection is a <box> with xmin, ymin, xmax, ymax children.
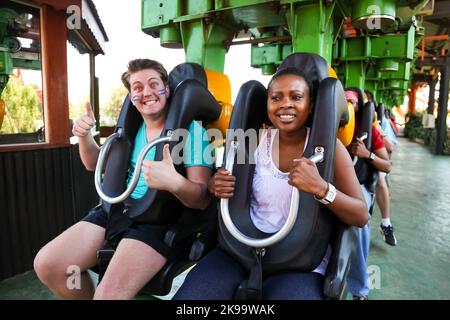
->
<box><xmin>268</xmin><ymin>67</ymin><xmax>314</xmax><ymax>101</ymax></box>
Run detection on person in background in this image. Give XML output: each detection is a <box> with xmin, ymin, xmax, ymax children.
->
<box><xmin>387</xmin><ymin>109</ymin><xmax>400</xmax><ymax>136</ymax></box>
<box><xmin>345</xmin><ymin>89</ymin><xmax>391</xmax><ymax>300</ymax></box>
<box><xmin>375</xmin><ymin>107</ymin><xmax>398</xmax><ymax>246</ymax></box>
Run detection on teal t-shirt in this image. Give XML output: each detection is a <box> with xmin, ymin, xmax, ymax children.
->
<box><xmin>127</xmin><ymin>121</ymin><xmax>212</xmax><ymax>199</ymax></box>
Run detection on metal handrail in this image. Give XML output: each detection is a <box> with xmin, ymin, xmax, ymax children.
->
<box><xmin>220</xmin><ymin>142</ymin><xmax>325</xmax><ymax>248</ymax></box>
<box><xmin>95</xmin><ymin>130</ymin><xmax>175</xmax><ymax>204</ymax></box>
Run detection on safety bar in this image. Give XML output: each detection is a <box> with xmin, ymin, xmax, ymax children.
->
<box><xmin>95</xmin><ymin>130</ymin><xmax>176</xmax><ymax>204</ymax></box>
<box><xmin>220</xmin><ymin>142</ymin><xmax>325</xmax><ymax>248</ymax></box>
<box><xmin>352</xmin><ymin>132</ymin><xmax>368</xmax><ymax>166</ymax></box>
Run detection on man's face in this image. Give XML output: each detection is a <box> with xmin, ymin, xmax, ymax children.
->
<box><xmin>129</xmin><ymin>69</ymin><xmax>169</xmax><ymax>120</ymax></box>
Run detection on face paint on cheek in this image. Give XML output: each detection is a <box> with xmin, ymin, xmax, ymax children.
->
<box><xmin>157</xmin><ymin>89</ymin><xmax>166</xmax><ymax>96</ymax></box>
<box><xmin>132</xmin><ymin>95</ymin><xmax>141</xmax><ymax>103</ymax></box>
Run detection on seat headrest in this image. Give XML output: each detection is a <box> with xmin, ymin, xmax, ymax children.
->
<box><xmin>364</xmin><ymin>90</ymin><xmax>374</xmax><ymax>102</ymax></box>
<box><xmin>376</xmin><ymin>103</ymin><xmax>385</xmax><ymax>125</ymax></box>
<box><xmin>278</xmin><ymin>53</ymin><xmax>329</xmax><ymax>99</ymax></box>
<box><xmin>168</xmin><ymin>62</ymin><xmax>207</xmax><ymax>93</ymax></box>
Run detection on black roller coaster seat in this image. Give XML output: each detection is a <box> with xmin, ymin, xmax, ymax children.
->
<box><xmin>219</xmin><ymin>52</ymin><xmax>357</xmax><ymax>300</ymax></box>
<box><xmin>377</xmin><ymin>103</ymin><xmax>386</xmax><ymax>127</ymax></box>
<box><xmin>96</xmin><ymin>62</ymin><xmax>221</xmax><ymax>296</ymax></box>
<box><xmin>347</xmin><ymin>87</ymin><xmax>378</xmax><ymax>194</ymax></box>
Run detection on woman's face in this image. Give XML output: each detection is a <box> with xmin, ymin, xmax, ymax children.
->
<box><xmin>267</xmin><ymin>74</ymin><xmax>312</xmax><ymax>133</ymax></box>
<box><xmin>129</xmin><ymin>68</ymin><xmax>169</xmax><ymax>120</ymax></box>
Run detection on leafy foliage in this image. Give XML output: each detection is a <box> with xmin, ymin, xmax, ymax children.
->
<box><xmin>100</xmin><ymin>86</ymin><xmax>128</xmax><ymax>126</ymax></box>
<box><xmin>0</xmin><ymin>76</ymin><xmax>43</xmax><ymax>134</ymax></box>
<box><xmin>404</xmin><ymin>112</ymin><xmax>425</xmax><ymax>140</ymax></box>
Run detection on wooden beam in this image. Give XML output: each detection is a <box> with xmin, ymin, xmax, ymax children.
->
<box><xmin>40</xmin><ymin>5</ymin><xmax>70</xmax><ymax>145</ymax></box>
<box><xmin>408</xmin><ymin>84</ymin><xmax>421</xmax><ymax>115</ymax></box>
<box><xmin>34</xmin><ymin>0</ymin><xmax>81</xmax><ymax>11</ymax></box>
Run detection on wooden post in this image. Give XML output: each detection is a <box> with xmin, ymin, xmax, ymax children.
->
<box><xmin>408</xmin><ymin>84</ymin><xmax>419</xmax><ymax>115</ymax></box>
<box><xmin>89</xmin><ymin>53</ymin><xmax>100</xmax><ymax>144</ymax></box>
<box><xmin>40</xmin><ymin>5</ymin><xmax>70</xmax><ymax>145</ymax></box>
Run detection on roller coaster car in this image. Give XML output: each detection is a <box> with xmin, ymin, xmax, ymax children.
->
<box><xmin>219</xmin><ymin>53</ymin><xmax>358</xmax><ymax>300</ymax></box>
<box><xmin>95</xmin><ymin>63</ymin><xmax>221</xmax><ymax>296</ymax></box>
<box><xmin>347</xmin><ymin>87</ymin><xmax>378</xmax><ymax>196</ymax></box>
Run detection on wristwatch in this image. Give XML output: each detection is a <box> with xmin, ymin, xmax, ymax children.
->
<box><xmin>368</xmin><ymin>152</ymin><xmax>376</xmax><ymax>161</ymax></box>
<box><xmin>314</xmin><ymin>183</ymin><xmax>337</xmax><ymax>205</ymax></box>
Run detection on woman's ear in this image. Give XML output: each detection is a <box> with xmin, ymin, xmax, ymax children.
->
<box><xmin>165</xmin><ymin>85</ymin><xmax>170</xmax><ymax>99</ymax></box>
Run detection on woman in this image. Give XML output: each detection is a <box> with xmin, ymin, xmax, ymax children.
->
<box><xmin>34</xmin><ymin>59</ymin><xmax>212</xmax><ymax>300</ymax></box>
<box><xmin>173</xmin><ymin>68</ymin><xmax>368</xmax><ymax>300</ymax></box>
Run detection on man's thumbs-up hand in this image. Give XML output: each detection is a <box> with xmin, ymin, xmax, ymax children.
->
<box><xmin>162</xmin><ymin>143</ymin><xmax>173</xmax><ymax>165</ymax></box>
<box><xmin>72</xmin><ymin>102</ymin><xmax>96</xmax><ymax>137</ymax></box>
<box><xmin>142</xmin><ymin>144</ymin><xmax>182</xmax><ymax>192</ymax></box>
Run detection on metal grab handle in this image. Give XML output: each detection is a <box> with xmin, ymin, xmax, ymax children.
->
<box><xmin>352</xmin><ymin>132</ymin><xmax>368</xmax><ymax>166</ymax></box>
<box><xmin>220</xmin><ymin>143</ymin><xmax>325</xmax><ymax>248</ymax></box>
<box><xmin>95</xmin><ymin>132</ymin><xmax>175</xmax><ymax>204</ymax></box>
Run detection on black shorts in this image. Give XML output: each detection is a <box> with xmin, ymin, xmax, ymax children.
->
<box><xmin>82</xmin><ymin>204</ymin><xmax>170</xmax><ymax>257</ymax></box>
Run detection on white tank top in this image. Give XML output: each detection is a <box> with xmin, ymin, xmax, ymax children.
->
<box><xmin>249</xmin><ymin>127</ymin><xmax>330</xmax><ymax>275</ymax></box>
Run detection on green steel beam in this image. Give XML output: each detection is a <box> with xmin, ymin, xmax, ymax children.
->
<box><xmin>12</xmin><ymin>58</ymin><xmax>41</xmax><ymax>71</ymax></box>
<box><xmin>140</xmin><ymin>0</ymin><xmax>422</xmax><ymax>99</ymax></box>
<box><xmin>286</xmin><ymin>2</ymin><xmax>335</xmax><ymax>64</ymax></box>
<box><xmin>179</xmin><ymin>19</ymin><xmax>234</xmax><ymax>73</ymax></box>
<box><xmin>345</xmin><ymin>61</ymin><xmax>366</xmax><ymax>89</ymax></box>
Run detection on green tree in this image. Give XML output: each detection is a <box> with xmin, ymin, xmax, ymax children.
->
<box><xmin>0</xmin><ymin>76</ymin><xmax>42</xmax><ymax>133</ymax></box>
<box><xmin>101</xmin><ymin>86</ymin><xmax>128</xmax><ymax>126</ymax></box>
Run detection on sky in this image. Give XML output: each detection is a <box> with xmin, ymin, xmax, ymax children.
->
<box><xmin>66</xmin><ymin>0</ymin><xmax>271</xmax><ymax>107</ymax></box>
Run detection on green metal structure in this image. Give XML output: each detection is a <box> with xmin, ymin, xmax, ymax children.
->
<box><xmin>0</xmin><ymin>6</ymin><xmax>41</xmax><ymax>95</ymax></box>
<box><xmin>141</xmin><ymin>0</ymin><xmax>434</xmax><ymax>109</ymax></box>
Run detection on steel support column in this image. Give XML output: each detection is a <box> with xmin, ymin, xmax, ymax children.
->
<box><xmin>425</xmin><ymin>77</ymin><xmax>438</xmax><ymax>145</ymax></box>
<box><xmin>427</xmin><ymin>77</ymin><xmax>438</xmax><ymax>114</ymax></box>
<box><xmin>287</xmin><ymin>2</ymin><xmax>335</xmax><ymax>64</ymax></box>
<box><xmin>435</xmin><ymin>57</ymin><xmax>450</xmax><ymax>155</ymax></box>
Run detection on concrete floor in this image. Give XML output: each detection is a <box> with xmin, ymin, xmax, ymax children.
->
<box><xmin>1</xmin><ymin>137</ymin><xmax>449</xmax><ymax>300</ymax></box>
<box><xmin>367</xmin><ymin>138</ymin><xmax>450</xmax><ymax>300</ymax></box>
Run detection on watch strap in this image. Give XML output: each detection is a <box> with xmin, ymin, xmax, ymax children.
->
<box><xmin>314</xmin><ymin>183</ymin><xmax>337</xmax><ymax>205</ymax></box>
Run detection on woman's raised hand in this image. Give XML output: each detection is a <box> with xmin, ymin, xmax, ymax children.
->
<box><xmin>208</xmin><ymin>168</ymin><xmax>236</xmax><ymax>199</ymax></box>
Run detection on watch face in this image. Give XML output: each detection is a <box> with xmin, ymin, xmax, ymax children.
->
<box><xmin>323</xmin><ymin>183</ymin><xmax>336</xmax><ymax>203</ymax></box>
<box><xmin>327</xmin><ymin>187</ymin><xmax>337</xmax><ymax>203</ymax></box>
<box><xmin>329</xmin><ymin>190</ymin><xmax>336</xmax><ymax>199</ymax></box>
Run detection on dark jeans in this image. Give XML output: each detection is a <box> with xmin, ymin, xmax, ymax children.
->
<box><xmin>173</xmin><ymin>247</ymin><xmax>325</xmax><ymax>300</ymax></box>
